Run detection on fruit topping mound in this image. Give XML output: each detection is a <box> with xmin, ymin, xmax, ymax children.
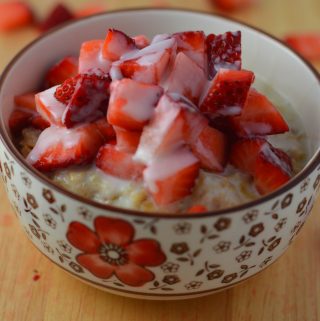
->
<box><xmin>11</xmin><ymin>28</ymin><xmax>292</xmax><ymax>207</ymax></box>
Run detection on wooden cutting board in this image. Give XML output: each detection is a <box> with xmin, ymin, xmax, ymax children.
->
<box><xmin>0</xmin><ymin>0</ymin><xmax>319</xmax><ymax>320</ymax></box>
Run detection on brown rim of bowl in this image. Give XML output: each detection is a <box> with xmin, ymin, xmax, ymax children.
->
<box><xmin>0</xmin><ymin>8</ymin><xmax>319</xmax><ymax>219</ymax></box>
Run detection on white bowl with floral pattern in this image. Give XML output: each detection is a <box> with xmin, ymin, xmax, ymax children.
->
<box><xmin>0</xmin><ymin>9</ymin><xmax>320</xmax><ymax>300</ymax></box>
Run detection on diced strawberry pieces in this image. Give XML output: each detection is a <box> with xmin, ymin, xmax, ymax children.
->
<box><xmin>187</xmin><ymin>205</ymin><xmax>208</xmax><ymax>213</ymax></box>
<box><xmin>9</xmin><ymin>110</ymin><xmax>33</xmax><ymax>134</ymax></box>
<box><xmin>206</xmin><ymin>31</ymin><xmax>241</xmax><ymax>80</ymax></box>
<box><xmin>14</xmin><ymin>92</ymin><xmax>36</xmax><ymax>111</ymax></box>
<box><xmin>96</xmin><ymin>144</ymin><xmax>145</xmax><ymax>181</ymax></box>
<box><xmin>102</xmin><ymin>29</ymin><xmax>136</xmax><ymax>61</ymax></box>
<box><xmin>200</xmin><ymin>69</ymin><xmax>254</xmax><ymax>117</ymax></box>
<box><xmin>173</xmin><ymin>31</ymin><xmax>206</xmax><ymax>69</ymax></box>
<box><xmin>167</xmin><ymin>52</ymin><xmax>206</xmax><ymax>104</ymax></box>
<box><xmin>60</xmin><ymin>74</ymin><xmax>111</xmax><ymax>128</ymax></box>
<box><xmin>27</xmin><ymin>124</ymin><xmax>104</xmax><ymax>171</ymax></box>
<box><xmin>0</xmin><ymin>1</ymin><xmax>33</xmax><ymax>32</ymax></box>
<box><xmin>79</xmin><ymin>40</ymin><xmax>111</xmax><ymax>74</ymax></box>
<box><xmin>38</xmin><ymin>4</ymin><xmax>74</xmax><ymax>32</ymax></box>
<box><xmin>133</xmin><ymin>35</ymin><xmax>150</xmax><ymax>49</ymax></box>
<box><xmin>230</xmin><ymin>89</ymin><xmax>289</xmax><ymax>136</ymax></box>
<box><xmin>189</xmin><ymin>125</ymin><xmax>228</xmax><ymax>172</ymax></box>
<box><xmin>284</xmin><ymin>33</ymin><xmax>320</xmax><ymax>60</ymax></box>
<box><xmin>144</xmin><ymin>149</ymin><xmax>200</xmax><ymax>205</ymax></box>
<box><xmin>114</xmin><ymin>127</ymin><xmax>141</xmax><ymax>153</ymax></box>
<box><xmin>95</xmin><ymin>118</ymin><xmax>116</xmax><ymax>141</ymax></box>
<box><xmin>30</xmin><ymin>115</ymin><xmax>50</xmax><ymax>130</ymax></box>
<box><xmin>107</xmin><ymin>78</ymin><xmax>163</xmax><ymax>131</ymax></box>
<box><xmin>45</xmin><ymin>56</ymin><xmax>78</xmax><ymax>88</ymax></box>
<box><xmin>75</xmin><ymin>5</ymin><xmax>106</xmax><ymax>18</ymax></box>
<box><xmin>212</xmin><ymin>0</ymin><xmax>256</xmax><ymax>11</ymax></box>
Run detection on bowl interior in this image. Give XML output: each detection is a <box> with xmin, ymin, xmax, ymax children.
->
<box><xmin>1</xmin><ymin>9</ymin><xmax>320</xmax><ymax>173</ymax></box>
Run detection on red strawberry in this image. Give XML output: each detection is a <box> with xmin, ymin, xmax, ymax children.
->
<box><xmin>30</xmin><ymin>115</ymin><xmax>50</xmax><ymax>130</ymax></box>
<box><xmin>96</xmin><ymin>144</ymin><xmax>145</xmax><ymax>181</ymax></box>
<box><xmin>57</xmin><ymin>74</ymin><xmax>111</xmax><ymax>128</ymax></box>
<box><xmin>189</xmin><ymin>125</ymin><xmax>228</xmax><ymax>172</ymax></box>
<box><xmin>213</xmin><ymin>0</ymin><xmax>256</xmax><ymax>11</ymax></box>
<box><xmin>95</xmin><ymin>118</ymin><xmax>116</xmax><ymax>141</ymax></box>
<box><xmin>14</xmin><ymin>92</ymin><xmax>36</xmax><ymax>111</ymax></box>
<box><xmin>114</xmin><ymin>127</ymin><xmax>142</xmax><ymax>153</ymax></box>
<box><xmin>133</xmin><ymin>35</ymin><xmax>150</xmax><ymax>49</ymax></box>
<box><xmin>284</xmin><ymin>33</ymin><xmax>320</xmax><ymax>60</ymax></box>
<box><xmin>0</xmin><ymin>1</ymin><xmax>33</xmax><ymax>32</ymax></box>
<box><xmin>79</xmin><ymin>40</ymin><xmax>111</xmax><ymax>74</ymax></box>
<box><xmin>200</xmin><ymin>69</ymin><xmax>254</xmax><ymax>117</ymax></box>
<box><xmin>102</xmin><ymin>29</ymin><xmax>136</xmax><ymax>61</ymax></box>
<box><xmin>27</xmin><ymin>124</ymin><xmax>104</xmax><ymax>171</ymax></box>
<box><xmin>187</xmin><ymin>205</ymin><xmax>208</xmax><ymax>213</ymax></box>
<box><xmin>173</xmin><ymin>31</ymin><xmax>206</xmax><ymax>68</ymax></box>
<box><xmin>206</xmin><ymin>31</ymin><xmax>241</xmax><ymax>80</ymax></box>
<box><xmin>45</xmin><ymin>56</ymin><xmax>78</xmax><ymax>88</ymax></box>
<box><xmin>107</xmin><ymin>79</ymin><xmax>163</xmax><ymax>131</ymax></box>
<box><xmin>9</xmin><ymin>110</ymin><xmax>33</xmax><ymax>134</ymax></box>
<box><xmin>166</xmin><ymin>52</ymin><xmax>206</xmax><ymax>104</ymax></box>
<box><xmin>144</xmin><ymin>149</ymin><xmax>200</xmax><ymax>205</ymax></box>
<box><xmin>230</xmin><ymin>89</ymin><xmax>289</xmax><ymax>136</ymax></box>
<box><xmin>254</xmin><ymin>144</ymin><xmax>292</xmax><ymax>195</ymax></box>
<box><xmin>75</xmin><ymin>5</ymin><xmax>106</xmax><ymax>18</ymax></box>
<box><xmin>38</xmin><ymin>4</ymin><xmax>74</xmax><ymax>32</ymax></box>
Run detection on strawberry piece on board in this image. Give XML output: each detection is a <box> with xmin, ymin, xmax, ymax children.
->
<box><xmin>14</xmin><ymin>92</ymin><xmax>36</xmax><ymax>111</ymax></box>
<box><xmin>45</xmin><ymin>56</ymin><xmax>78</xmax><ymax>88</ymax></box>
<box><xmin>284</xmin><ymin>33</ymin><xmax>320</xmax><ymax>60</ymax></box>
<box><xmin>27</xmin><ymin>124</ymin><xmax>105</xmax><ymax>171</ymax></box>
<box><xmin>187</xmin><ymin>205</ymin><xmax>208</xmax><ymax>213</ymax></box>
<box><xmin>107</xmin><ymin>78</ymin><xmax>163</xmax><ymax>131</ymax></box>
<box><xmin>114</xmin><ymin>127</ymin><xmax>142</xmax><ymax>153</ymax></box>
<box><xmin>200</xmin><ymin>68</ymin><xmax>254</xmax><ymax>117</ymax></box>
<box><xmin>212</xmin><ymin>0</ymin><xmax>256</xmax><ymax>11</ymax></box>
<box><xmin>230</xmin><ymin>89</ymin><xmax>289</xmax><ymax>136</ymax></box>
<box><xmin>96</xmin><ymin>144</ymin><xmax>145</xmax><ymax>181</ymax></box>
<box><xmin>144</xmin><ymin>149</ymin><xmax>200</xmax><ymax>205</ymax></box>
<box><xmin>206</xmin><ymin>31</ymin><xmax>241</xmax><ymax>80</ymax></box>
<box><xmin>0</xmin><ymin>1</ymin><xmax>33</xmax><ymax>32</ymax></box>
<box><xmin>133</xmin><ymin>35</ymin><xmax>150</xmax><ymax>49</ymax></box>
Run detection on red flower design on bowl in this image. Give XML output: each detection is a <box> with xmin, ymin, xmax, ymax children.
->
<box><xmin>66</xmin><ymin>216</ymin><xmax>166</xmax><ymax>287</ymax></box>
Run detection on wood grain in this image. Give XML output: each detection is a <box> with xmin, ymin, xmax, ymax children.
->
<box><xmin>0</xmin><ymin>0</ymin><xmax>320</xmax><ymax>320</ymax></box>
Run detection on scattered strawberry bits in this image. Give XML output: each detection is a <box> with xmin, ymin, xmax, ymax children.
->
<box><xmin>11</xmin><ymin>28</ymin><xmax>303</xmax><ymax>211</ymax></box>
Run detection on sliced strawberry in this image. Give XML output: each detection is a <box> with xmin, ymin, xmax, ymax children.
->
<box><xmin>79</xmin><ymin>40</ymin><xmax>111</xmax><ymax>74</ymax></box>
<box><xmin>144</xmin><ymin>149</ymin><xmax>200</xmax><ymax>205</ymax></box>
<box><xmin>229</xmin><ymin>137</ymin><xmax>266</xmax><ymax>174</ymax></box>
<box><xmin>96</xmin><ymin>144</ymin><xmax>145</xmax><ymax>181</ymax></box>
<box><xmin>200</xmin><ymin>69</ymin><xmax>254</xmax><ymax>117</ymax></box>
<box><xmin>206</xmin><ymin>31</ymin><xmax>241</xmax><ymax>80</ymax></box>
<box><xmin>14</xmin><ymin>92</ymin><xmax>36</xmax><ymax>111</ymax></box>
<box><xmin>254</xmin><ymin>144</ymin><xmax>292</xmax><ymax>195</ymax></box>
<box><xmin>27</xmin><ymin>124</ymin><xmax>104</xmax><ymax>171</ymax></box>
<box><xmin>284</xmin><ymin>33</ymin><xmax>320</xmax><ymax>60</ymax></box>
<box><xmin>35</xmin><ymin>86</ymin><xmax>66</xmax><ymax>126</ymax></box>
<box><xmin>107</xmin><ymin>78</ymin><xmax>163</xmax><ymax>131</ymax></box>
<box><xmin>75</xmin><ymin>5</ymin><xmax>106</xmax><ymax>18</ymax></box>
<box><xmin>38</xmin><ymin>4</ymin><xmax>74</xmax><ymax>32</ymax></box>
<box><xmin>9</xmin><ymin>110</ymin><xmax>33</xmax><ymax>134</ymax></box>
<box><xmin>187</xmin><ymin>205</ymin><xmax>208</xmax><ymax>213</ymax></box>
<box><xmin>45</xmin><ymin>56</ymin><xmax>78</xmax><ymax>88</ymax></box>
<box><xmin>166</xmin><ymin>52</ymin><xmax>206</xmax><ymax>104</ymax></box>
<box><xmin>114</xmin><ymin>127</ymin><xmax>141</xmax><ymax>153</ymax></box>
<box><xmin>212</xmin><ymin>0</ymin><xmax>256</xmax><ymax>11</ymax></box>
<box><xmin>57</xmin><ymin>74</ymin><xmax>111</xmax><ymax>128</ymax></box>
<box><xmin>30</xmin><ymin>115</ymin><xmax>50</xmax><ymax>130</ymax></box>
<box><xmin>102</xmin><ymin>29</ymin><xmax>136</xmax><ymax>61</ymax></box>
<box><xmin>189</xmin><ymin>125</ymin><xmax>228</xmax><ymax>172</ymax></box>
<box><xmin>95</xmin><ymin>118</ymin><xmax>116</xmax><ymax>141</ymax></box>
<box><xmin>0</xmin><ymin>1</ymin><xmax>33</xmax><ymax>32</ymax></box>
<box><xmin>230</xmin><ymin>89</ymin><xmax>289</xmax><ymax>136</ymax></box>
<box><xmin>133</xmin><ymin>35</ymin><xmax>150</xmax><ymax>49</ymax></box>
<box><xmin>173</xmin><ymin>31</ymin><xmax>206</xmax><ymax>69</ymax></box>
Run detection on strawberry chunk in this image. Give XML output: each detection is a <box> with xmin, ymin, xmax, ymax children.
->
<box><xmin>57</xmin><ymin>74</ymin><xmax>111</xmax><ymax>128</ymax></box>
<box><xmin>45</xmin><ymin>56</ymin><xmax>78</xmax><ymax>88</ymax></box>
<box><xmin>173</xmin><ymin>31</ymin><xmax>206</xmax><ymax>69</ymax></box>
<box><xmin>30</xmin><ymin>115</ymin><xmax>50</xmax><ymax>130</ymax></box>
<box><xmin>38</xmin><ymin>4</ymin><xmax>74</xmax><ymax>32</ymax></box>
<box><xmin>9</xmin><ymin>110</ymin><xmax>33</xmax><ymax>134</ymax></box>
<box><xmin>189</xmin><ymin>125</ymin><xmax>228</xmax><ymax>172</ymax></box>
<box><xmin>0</xmin><ymin>1</ymin><xmax>33</xmax><ymax>32</ymax></box>
<box><xmin>144</xmin><ymin>149</ymin><xmax>200</xmax><ymax>205</ymax></box>
<box><xmin>230</xmin><ymin>89</ymin><xmax>289</xmax><ymax>136</ymax></box>
<box><xmin>284</xmin><ymin>33</ymin><xmax>320</xmax><ymax>60</ymax></box>
<box><xmin>133</xmin><ymin>35</ymin><xmax>150</xmax><ymax>49</ymax></box>
<box><xmin>206</xmin><ymin>31</ymin><xmax>241</xmax><ymax>80</ymax></box>
<box><xmin>114</xmin><ymin>127</ymin><xmax>141</xmax><ymax>153</ymax></box>
<box><xmin>27</xmin><ymin>124</ymin><xmax>104</xmax><ymax>171</ymax></box>
<box><xmin>79</xmin><ymin>40</ymin><xmax>111</xmax><ymax>74</ymax></box>
<box><xmin>166</xmin><ymin>52</ymin><xmax>206</xmax><ymax>104</ymax></box>
<box><xmin>96</xmin><ymin>144</ymin><xmax>145</xmax><ymax>181</ymax></box>
<box><xmin>254</xmin><ymin>144</ymin><xmax>292</xmax><ymax>195</ymax></box>
<box><xmin>200</xmin><ymin>69</ymin><xmax>254</xmax><ymax>117</ymax></box>
<box><xmin>14</xmin><ymin>92</ymin><xmax>36</xmax><ymax>111</ymax></box>
<box><xmin>107</xmin><ymin>79</ymin><xmax>163</xmax><ymax>131</ymax></box>
<box><xmin>102</xmin><ymin>29</ymin><xmax>136</xmax><ymax>61</ymax></box>
<box><xmin>95</xmin><ymin>118</ymin><xmax>116</xmax><ymax>141</ymax></box>
<box><xmin>187</xmin><ymin>205</ymin><xmax>208</xmax><ymax>213</ymax></box>
<box><xmin>212</xmin><ymin>0</ymin><xmax>256</xmax><ymax>11</ymax></box>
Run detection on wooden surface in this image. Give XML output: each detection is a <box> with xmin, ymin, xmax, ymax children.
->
<box><xmin>0</xmin><ymin>0</ymin><xmax>320</xmax><ymax>320</ymax></box>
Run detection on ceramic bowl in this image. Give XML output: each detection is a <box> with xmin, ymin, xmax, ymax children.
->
<box><xmin>1</xmin><ymin>9</ymin><xmax>320</xmax><ymax>300</ymax></box>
